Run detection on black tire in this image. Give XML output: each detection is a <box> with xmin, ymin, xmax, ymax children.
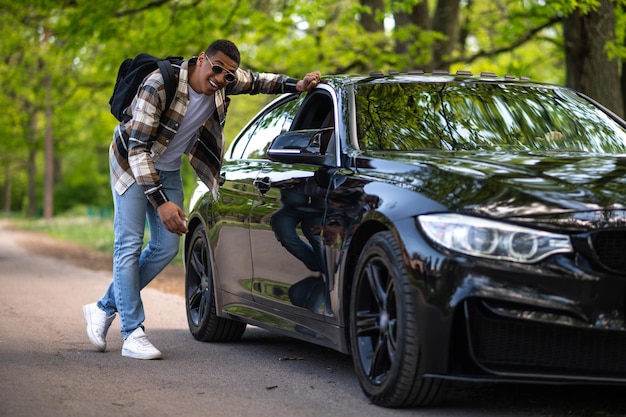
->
<box><xmin>349</xmin><ymin>231</ymin><xmax>449</xmax><ymax>407</ymax></box>
<box><xmin>185</xmin><ymin>225</ymin><xmax>246</xmax><ymax>342</ymax></box>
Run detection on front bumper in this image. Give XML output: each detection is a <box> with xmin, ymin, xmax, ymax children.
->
<box><xmin>463</xmin><ymin>297</ymin><xmax>626</xmax><ymax>382</ymax></box>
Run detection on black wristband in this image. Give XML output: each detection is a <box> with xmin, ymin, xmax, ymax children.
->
<box><xmin>284</xmin><ymin>77</ymin><xmax>299</xmax><ymax>93</ymax></box>
<box><xmin>146</xmin><ymin>187</ymin><xmax>169</xmax><ymax>208</ymax></box>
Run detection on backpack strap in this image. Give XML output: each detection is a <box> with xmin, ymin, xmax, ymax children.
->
<box><xmin>156</xmin><ymin>59</ymin><xmax>178</xmax><ymax>114</ymax></box>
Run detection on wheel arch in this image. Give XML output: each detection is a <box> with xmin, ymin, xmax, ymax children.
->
<box><xmin>184</xmin><ymin>214</ymin><xmax>206</xmax><ymax>259</ymax></box>
<box><xmin>339</xmin><ymin>213</ymin><xmax>444</xmax><ymax>358</ymax></box>
<box><xmin>344</xmin><ymin>226</ymin><xmax>451</xmax><ymax>406</ymax></box>
<box><xmin>339</xmin><ymin>215</ymin><xmax>396</xmax><ymax>350</ymax></box>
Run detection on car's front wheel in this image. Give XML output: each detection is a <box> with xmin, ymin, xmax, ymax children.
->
<box><xmin>349</xmin><ymin>231</ymin><xmax>448</xmax><ymax>407</ymax></box>
<box><xmin>185</xmin><ymin>224</ymin><xmax>246</xmax><ymax>342</ymax></box>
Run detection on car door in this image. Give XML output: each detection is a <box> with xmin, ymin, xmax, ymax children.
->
<box><xmin>214</xmin><ymin>94</ymin><xmax>304</xmax><ymax>301</ymax></box>
<box><xmin>250</xmin><ymin>89</ymin><xmax>337</xmax><ymax>321</ymax></box>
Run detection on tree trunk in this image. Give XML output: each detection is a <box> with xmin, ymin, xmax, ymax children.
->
<box><xmin>24</xmin><ymin>104</ymin><xmax>39</xmax><ymax>218</ymax></box>
<box><xmin>393</xmin><ymin>0</ymin><xmax>430</xmax><ymax>69</ymax></box>
<box><xmin>43</xmin><ymin>68</ymin><xmax>54</xmax><ymax>219</ymax></box>
<box><xmin>431</xmin><ymin>0</ymin><xmax>461</xmax><ymax>71</ymax></box>
<box><xmin>621</xmin><ymin>57</ymin><xmax>626</xmax><ymax>116</ymax></box>
<box><xmin>564</xmin><ymin>0</ymin><xmax>624</xmax><ymax>117</ymax></box>
<box><xmin>27</xmin><ymin>147</ymin><xmax>37</xmax><ymax>218</ymax></box>
<box><xmin>360</xmin><ymin>0</ymin><xmax>384</xmax><ymax>32</ymax></box>
<box><xmin>3</xmin><ymin>168</ymin><xmax>10</xmax><ymax>213</ymax></box>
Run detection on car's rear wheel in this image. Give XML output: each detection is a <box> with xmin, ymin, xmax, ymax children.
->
<box><xmin>185</xmin><ymin>225</ymin><xmax>246</xmax><ymax>342</ymax></box>
<box><xmin>349</xmin><ymin>231</ymin><xmax>448</xmax><ymax>407</ymax></box>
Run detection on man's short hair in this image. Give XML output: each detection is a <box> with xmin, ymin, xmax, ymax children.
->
<box><xmin>206</xmin><ymin>39</ymin><xmax>240</xmax><ymax>64</ymax></box>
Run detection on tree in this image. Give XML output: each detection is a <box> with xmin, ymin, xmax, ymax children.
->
<box><xmin>565</xmin><ymin>0</ymin><xmax>624</xmax><ymax>116</ymax></box>
<box><xmin>355</xmin><ymin>0</ymin><xmax>625</xmax><ymax>117</ymax></box>
<box><xmin>1</xmin><ymin>3</ymin><xmax>43</xmax><ymax>216</ymax></box>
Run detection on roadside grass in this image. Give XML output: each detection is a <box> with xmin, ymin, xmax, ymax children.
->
<box><xmin>4</xmin><ymin>208</ymin><xmax>184</xmax><ymax>266</ymax></box>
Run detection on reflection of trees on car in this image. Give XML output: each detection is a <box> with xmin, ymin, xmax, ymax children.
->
<box><xmin>356</xmin><ymin>82</ymin><xmax>626</xmax><ymax>152</ymax></box>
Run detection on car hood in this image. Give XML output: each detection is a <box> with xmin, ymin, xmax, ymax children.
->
<box><xmin>358</xmin><ymin>151</ymin><xmax>626</xmax><ymax>229</ymax></box>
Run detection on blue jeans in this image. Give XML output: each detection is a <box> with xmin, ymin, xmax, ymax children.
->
<box><xmin>98</xmin><ymin>170</ymin><xmax>183</xmax><ymax>338</ymax></box>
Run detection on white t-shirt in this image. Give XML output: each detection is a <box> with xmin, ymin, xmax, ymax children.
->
<box><xmin>154</xmin><ymin>87</ymin><xmax>216</xmax><ymax>171</ymax></box>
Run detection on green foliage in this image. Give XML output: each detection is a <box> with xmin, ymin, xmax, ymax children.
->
<box><xmin>0</xmin><ymin>0</ymin><xmax>624</xmax><ymax>219</ymax></box>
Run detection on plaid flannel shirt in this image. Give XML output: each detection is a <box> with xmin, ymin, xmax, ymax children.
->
<box><xmin>109</xmin><ymin>57</ymin><xmax>300</xmax><ymax>207</ymax></box>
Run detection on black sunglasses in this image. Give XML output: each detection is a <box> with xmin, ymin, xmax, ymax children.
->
<box><xmin>207</xmin><ymin>57</ymin><xmax>236</xmax><ymax>83</ymax></box>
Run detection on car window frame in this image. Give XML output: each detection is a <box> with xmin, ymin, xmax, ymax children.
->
<box><xmin>226</xmin><ymin>94</ymin><xmax>304</xmax><ymax>161</ymax></box>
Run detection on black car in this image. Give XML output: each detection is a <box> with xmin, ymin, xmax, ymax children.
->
<box><xmin>183</xmin><ymin>71</ymin><xmax>626</xmax><ymax>408</ymax></box>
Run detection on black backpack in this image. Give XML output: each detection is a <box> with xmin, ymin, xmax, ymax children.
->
<box><xmin>109</xmin><ymin>53</ymin><xmax>183</xmax><ymax>122</ymax></box>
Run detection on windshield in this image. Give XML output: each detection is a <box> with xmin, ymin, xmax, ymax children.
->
<box><xmin>355</xmin><ymin>81</ymin><xmax>626</xmax><ymax>153</ymax></box>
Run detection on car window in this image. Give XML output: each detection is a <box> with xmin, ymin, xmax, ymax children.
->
<box><xmin>291</xmin><ymin>91</ymin><xmax>334</xmax><ymax>131</ymax></box>
<box><xmin>355</xmin><ymin>82</ymin><xmax>626</xmax><ymax>153</ymax></box>
<box><xmin>229</xmin><ymin>95</ymin><xmax>304</xmax><ymax>160</ymax></box>
<box><xmin>291</xmin><ymin>91</ymin><xmax>336</xmax><ymax>156</ymax></box>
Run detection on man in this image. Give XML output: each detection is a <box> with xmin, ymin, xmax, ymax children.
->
<box><xmin>83</xmin><ymin>39</ymin><xmax>322</xmax><ymax>359</ymax></box>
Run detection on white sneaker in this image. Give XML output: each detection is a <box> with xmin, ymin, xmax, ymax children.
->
<box><xmin>122</xmin><ymin>327</ymin><xmax>162</xmax><ymax>360</ymax></box>
<box><xmin>83</xmin><ymin>303</ymin><xmax>116</xmax><ymax>352</ymax></box>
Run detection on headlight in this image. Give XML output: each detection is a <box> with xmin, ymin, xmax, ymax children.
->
<box><xmin>418</xmin><ymin>213</ymin><xmax>572</xmax><ymax>263</ymax></box>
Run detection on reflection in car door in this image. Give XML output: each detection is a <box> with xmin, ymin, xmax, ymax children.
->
<box><xmin>219</xmin><ymin>94</ymin><xmax>304</xmax><ymax>304</ymax></box>
<box><xmin>249</xmin><ymin>91</ymin><xmax>338</xmax><ymax>322</ymax></box>
<box><xmin>250</xmin><ymin>163</ymin><xmax>330</xmax><ymax>321</ymax></box>
<box><xmin>210</xmin><ymin>159</ymin><xmax>262</xmax><ymax>302</ymax></box>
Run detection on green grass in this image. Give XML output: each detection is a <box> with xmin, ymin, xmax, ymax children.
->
<box><xmin>12</xmin><ymin>214</ymin><xmax>115</xmax><ymax>253</ymax></box>
<box><xmin>5</xmin><ymin>208</ymin><xmax>184</xmax><ymax>266</ymax></box>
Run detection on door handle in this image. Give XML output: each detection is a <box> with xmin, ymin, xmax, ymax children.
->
<box><xmin>253</xmin><ymin>176</ymin><xmax>271</xmax><ymax>194</ymax></box>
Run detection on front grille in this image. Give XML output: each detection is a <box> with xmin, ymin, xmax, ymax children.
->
<box><xmin>465</xmin><ymin>300</ymin><xmax>626</xmax><ymax>377</ymax></box>
<box><xmin>591</xmin><ymin>230</ymin><xmax>626</xmax><ymax>272</ymax></box>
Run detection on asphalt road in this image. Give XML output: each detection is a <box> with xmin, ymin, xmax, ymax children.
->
<box><xmin>1</xmin><ymin>223</ymin><xmax>626</xmax><ymax>417</ymax></box>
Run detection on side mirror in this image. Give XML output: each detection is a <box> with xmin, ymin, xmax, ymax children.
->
<box><xmin>267</xmin><ymin>128</ymin><xmax>333</xmax><ymax>164</ymax></box>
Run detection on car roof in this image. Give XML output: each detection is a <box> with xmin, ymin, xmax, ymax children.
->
<box><xmin>322</xmin><ymin>71</ymin><xmax>559</xmax><ymax>90</ymax></box>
